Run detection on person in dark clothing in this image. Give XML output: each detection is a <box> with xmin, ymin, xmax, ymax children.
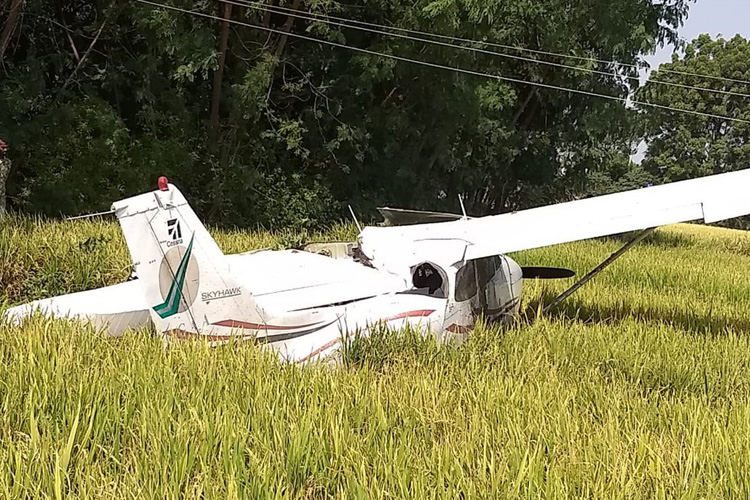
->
<box><xmin>0</xmin><ymin>138</ymin><xmax>9</xmax><ymax>217</ymax></box>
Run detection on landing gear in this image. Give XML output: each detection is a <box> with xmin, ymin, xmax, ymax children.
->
<box><xmin>543</xmin><ymin>228</ymin><xmax>656</xmax><ymax>314</ymax></box>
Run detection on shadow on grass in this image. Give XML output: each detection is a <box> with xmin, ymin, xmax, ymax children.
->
<box><xmin>604</xmin><ymin>230</ymin><xmax>696</xmax><ymax>249</ymax></box>
<box><xmin>523</xmin><ymin>288</ymin><xmax>750</xmax><ymax>337</ymax></box>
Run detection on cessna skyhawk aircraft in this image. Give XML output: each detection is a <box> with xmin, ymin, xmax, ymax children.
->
<box><xmin>6</xmin><ymin>170</ymin><xmax>750</xmax><ymax>362</ymax></box>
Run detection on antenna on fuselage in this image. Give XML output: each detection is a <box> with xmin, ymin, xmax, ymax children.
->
<box><xmin>348</xmin><ymin>205</ymin><xmax>363</xmax><ymax>232</ymax></box>
<box><xmin>458</xmin><ymin>195</ymin><xmax>468</xmax><ymax>220</ymax></box>
<box><xmin>66</xmin><ymin>209</ymin><xmax>117</xmax><ymax>221</ymax></box>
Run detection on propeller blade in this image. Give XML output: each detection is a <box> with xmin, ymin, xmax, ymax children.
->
<box><xmin>522</xmin><ymin>267</ymin><xmax>576</xmax><ymax>280</ymax></box>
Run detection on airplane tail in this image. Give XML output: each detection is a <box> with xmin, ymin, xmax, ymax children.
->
<box><xmin>111</xmin><ymin>178</ymin><xmax>266</xmax><ymax>338</ymax></box>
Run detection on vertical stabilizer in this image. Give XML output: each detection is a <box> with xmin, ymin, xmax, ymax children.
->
<box><xmin>111</xmin><ymin>180</ymin><xmax>266</xmax><ymax>337</ymax></box>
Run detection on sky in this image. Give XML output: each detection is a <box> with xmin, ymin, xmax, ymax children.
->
<box><xmin>642</xmin><ymin>0</ymin><xmax>749</xmax><ymax>77</ymax></box>
<box><xmin>632</xmin><ymin>0</ymin><xmax>749</xmax><ymax>162</ymax></box>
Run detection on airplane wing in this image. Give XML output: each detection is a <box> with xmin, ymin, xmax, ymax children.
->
<box><xmin>359</xmin><ymin>169</ymin><xmax>750</xmax><ymax>266</ymax></box>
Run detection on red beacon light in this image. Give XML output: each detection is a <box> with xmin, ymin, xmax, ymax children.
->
<box><xmin>157</xmin><ymin>176</ymin><xmax>169</xmax><ymax>191</ymax></box>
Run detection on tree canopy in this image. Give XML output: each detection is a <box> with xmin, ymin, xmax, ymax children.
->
<box><xmin>0</xmin><ymin>0</ymin><xmax>695</xmax><ymax>227</ymax></box>
<box><xmin>637</xmin><ymin>34</ymin><xmax>750</xmax><ymax>183</ymax></box>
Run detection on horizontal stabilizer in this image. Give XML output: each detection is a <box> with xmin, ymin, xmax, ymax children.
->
<box><xmin>4</xmin><ymin>281</ymin><xmax>151</xmax><ymax>336</ymax></box>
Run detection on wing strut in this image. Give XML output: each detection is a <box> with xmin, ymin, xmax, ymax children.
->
<box><xmin>542</xmin><ymin>228</ymin><xmax>656</xmax><ymax>314</ymax></box>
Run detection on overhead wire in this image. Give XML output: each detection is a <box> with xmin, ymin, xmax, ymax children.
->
<box><xmin>223</xmin><ymin>0</ymin><xmax>750</xmax><ymax>100</ymax></box>
<box><xmin>134</xmin><ymin>0</ymin><xmax>750</xmax><ymax>125</ymax></box>
<box><xmin>228</xmin><ymin>0</ymin><xmax>750</xmax><ymax>89</ymax></box>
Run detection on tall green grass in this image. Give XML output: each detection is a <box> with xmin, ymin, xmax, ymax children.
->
<box><xmin>2</xmin><ymin>217</ymin><xmax>750</xmax><ymax>498</ymax></box>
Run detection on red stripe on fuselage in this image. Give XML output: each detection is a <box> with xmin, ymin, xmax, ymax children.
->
<box><xmin>215</xmin><ymin>310</ymin><xmax>434</xmax><ymax>332</ymax></box>
<box><xmin>299</xmin><ymin>337</ymin><xmax>344</xmax><ymax>363</ymax></box>
<box><xmin>445</xmin><ymin>323</ymin><xmax>472</xmax><ymax>334</ymax></box>
<box><xmin>165</xmin><ymin>329</ymin><xmax>256</xmax><ymax>342</ymax></box>
<box><xmin>383</xmin><ymin>309</ymin><xmax>436</xmax><ymax>322</ymax></box>
<box><xmin>211</xmin><ymin>319</ymin><xmax>323</xmax><ymax>331</ymax></box>
<box><xmin>299</xmin><ymin>309</ymin><xmax>437</xmax><ymax>363</ymax></box>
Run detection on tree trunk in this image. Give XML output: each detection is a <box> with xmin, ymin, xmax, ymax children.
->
<box><xmin>59</xmin><ymin>17</ymin><xmax>108</xmax><ymax>94</ymax></box>
<box><xmin>263</xmin><ymin>0</ymin><xmax>303</xmax><ymax>106</ymax></box>
<box><xmin>0</xmin><ymin>0</ymin><xmax>24</xmax><ymax>62</ymax></box>
<box><xmin>273</xmin><ymin>0</ymin><xmax>303</xmax><ymax>60</ymax></box>
<box><xmin>209</xmin><ymin>3</ymin><xmax>233</xmax><ymax>135</ymax></box>
<box><xmin>263</xmin><ymin>0</ymin><xmax>276</xmax><ymax>27</ymax></box>
<box><xmin>512</xmin><ymin>88</ymin><xmax>537</xmax><ymax>127</ymax></box>
<box><xmin>0</xmin><ymin>158</ymin><xmax>10</xmax><ymax>217</ymax></box>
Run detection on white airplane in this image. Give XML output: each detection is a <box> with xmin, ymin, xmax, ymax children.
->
<box><xmin>6</xmin><ymin>170</ymin><xmax>750</xmax><ymax>363</ymax></box>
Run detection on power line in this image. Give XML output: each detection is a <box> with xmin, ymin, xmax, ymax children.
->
<box><xmin>223</xmin><ymin>0</ymin><xmax>750</xmax><ymax>100</ymax></box>
<box><xmin>229</xmin><ymin>0</ymin><xmax>750</xmax><ymax>89</ymax></box>
<box><xmin>134</xmin><ymin>0</ymin><xmax>750</xmax><ymax>125</ymax></box>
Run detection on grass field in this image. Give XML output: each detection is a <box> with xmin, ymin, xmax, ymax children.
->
<box><xmin>3</xmin><ymin>217</ymin><xmax>750</xmax><ymax>498</ymax></box>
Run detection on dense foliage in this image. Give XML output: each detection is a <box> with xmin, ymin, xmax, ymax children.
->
<box><xmin>0</xmin><ymin>0</ymin><xmax>694</xmax><ymax>227</ymax></box>
<box><xmin>638</xmin><ymin>34</ymin><xmax>750</xmax><ymax>182</ymax></box>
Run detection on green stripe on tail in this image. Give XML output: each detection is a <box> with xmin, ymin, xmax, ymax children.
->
<box><xmin>154</xmin><ymin>234</ymin><xmax>195</xmax><ymax>319</ymax></box>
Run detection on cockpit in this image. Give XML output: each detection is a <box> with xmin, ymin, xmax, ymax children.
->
<box><xmin>410</xmin><ymin>262</ymin><xmax>448</xmax><ymax>298</ymax></box>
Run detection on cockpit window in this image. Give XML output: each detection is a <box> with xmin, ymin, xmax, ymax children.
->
<box><xmin>413</xmin><ymin>263</ymin><xmax>444</xmax><ymax>296</ymax></box>
<box><xmin>455</xmin><ymin>261</ymin><xmax>478</xmax><ymax>301</ymax></box>
<box><xmin>474</xmin><ymin>257</ymin><xmax>497</xmax><ymax>290</ymax></box>
<box><xmin>456</xmin><ymin>257</ymin><xmax>505</xmax><ymax>302</ymax></box>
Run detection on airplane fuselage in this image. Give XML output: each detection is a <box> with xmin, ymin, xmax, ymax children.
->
<box><xmin>175</xmin><ymin>247</ymin><xmax>525</xmax><ymax>361</ymax></box>
<box><xmin>5</xmin><ymin>244</ymin><xmax>524</xmax><ymax>362</ymax></box>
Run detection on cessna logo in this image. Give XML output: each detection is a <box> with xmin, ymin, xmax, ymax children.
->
<box><xmin>166</xmin><ymin>219</ymin><xmax>183</xmax><ymax>247</ymax></box>
<box><xmin>167</xmin><ymin>219</ymin><xmax>182</xmax><ymax>240</ymax></box>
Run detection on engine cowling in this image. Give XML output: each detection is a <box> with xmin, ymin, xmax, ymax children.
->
<box><xmin>450</xmin><ymin>255</ymin><xmax>523</xmax><ymax>324</ymax></box>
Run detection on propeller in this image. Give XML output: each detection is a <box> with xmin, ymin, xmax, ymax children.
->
<box><xmin>522</xmin><ymin>267</ymin><xmax>576</xmax><ymax>280</ymax></box>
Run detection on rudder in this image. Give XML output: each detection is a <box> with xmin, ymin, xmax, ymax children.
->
<box><xmin>112</xmin><ymin>179</ymin><xmax>266</xmax><ymax>336</ymax></box>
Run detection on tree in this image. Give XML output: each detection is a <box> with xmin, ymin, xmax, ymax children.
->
<box><xmin>235</xmin><ymin>0</ymin><xmax>691</xmax><ymax>216</ymax></box>
<box><xmin>0</xmin><ymin>0</ymin><xmax>24</xmax><ymax>61</ymax></box>
<box><xmin>0</xmin><ymin>0</ymin><xmax>694</xmax><ymax>227</ymax></box>
<box><xmin>637</xmin><ymin>35</ymin><xmax>750</xmax><ymax>182</ymax></box>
